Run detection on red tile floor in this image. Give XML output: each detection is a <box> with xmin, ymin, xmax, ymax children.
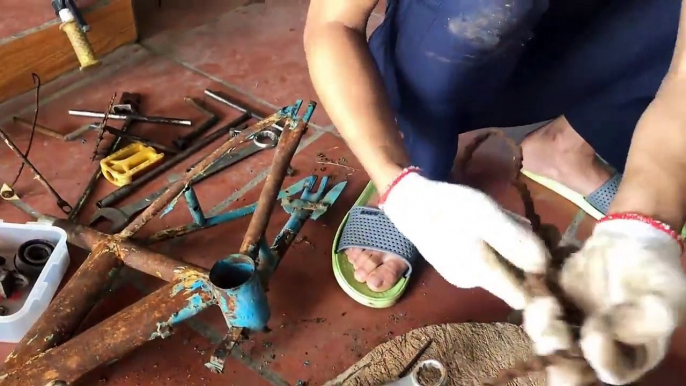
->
<box><xmin>1</xmin><ymin>1</ymin><xmax>685</xmax><ymax>384</ymax></box>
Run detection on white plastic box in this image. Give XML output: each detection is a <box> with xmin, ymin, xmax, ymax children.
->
<box><xmin>0</xmin><ymin>221</ymin><xmax>70</xmax><ymax>343</ymax></box>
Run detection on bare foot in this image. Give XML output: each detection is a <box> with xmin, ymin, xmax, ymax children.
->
<box><xmin>521</xmin><ymin>116</ymin><xmax>612</xmax><ymax>196</ymax></box>
<box><xmin>344</xmin><ymin>193</ymin><xmax>410</xmax><ymax>292</ymax></box>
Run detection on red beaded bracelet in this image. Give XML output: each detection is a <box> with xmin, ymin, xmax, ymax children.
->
<box><xmin>378</xmin><ymin>166</ymin><xmax>421</xmax><ymax>206</ymax></box>
<box><xmin>599</xmin><ymin>212</ymin><xmax>684</xmax><ymax>252</ymax></box>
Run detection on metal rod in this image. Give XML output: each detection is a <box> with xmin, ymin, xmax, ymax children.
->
<box><xmin>184</xmin><ymin>188</ymin><xmax>206</xmax><ymax>225</ymax></box>
<box><xmin>102</xmin><ymin>125</ymin><xmax>179</xmax><ymax>154</ymax></box>
<box><xmin>96</xmin><ymin>112</ymin><xmax>252</xmax><ymax>208</ymax></box>
<box><xmin>238</xmin><ymin>103</ymin><xmax>314</xmax><ymax>257</ymax></box>
<box><xmin>0</xmin><ymin>280</ymin><xmax>214</xmax><ymax>385</ymax></box>
<box><xmin>118</xmin><ymin>111</ymin><xmax>286</xmax><ymax>238</ymax></box>
<box><xmin>2</xmin><ymin>101</ymin><xmax>316</xmax><ymax>383</ymax></box>
<box><xmin>0</xmin><ymin>184</ymin><xmax>42</xmax><ymax>219</ymax></box>
<box><xmin>0</xmin><ymin>126</ymin><xmax>73</xmax><ymax>214</ymax></box>
<box><xmin>173</xmin><ymin>97</ymin><xmax>221</xmax><ymax>150</ymax></box>
<box><xmin>12</xmin><ymin>117</ymin><xmax>66</xmax><ymax>140</ymax></box>
<box><xmin>204</xmin><ymin>90</ymin><xmax>286</xmax><ymax>131</ymax></box>
<box><xmin>51</xmin><ymin>218</ymin><xmax>205</xmax><ymax>281</ymax></box>
<box><xmin>266</xmin><ymin>207</ymin><xmax>310</xmax><ymax>275</ymax></box>
<box><xmin>68</xmin><ymin>110</ymin><xmax>192</xmax><ymax>126</ymax></box>
<box><xmin>3</xmin><ymin>243</ymin><xmax>122</xmax><ymax>370</ymax></box>
<box><xmin>63</xmin><ymin>123</ymin><xmax>95</xmax><ymax>141</ymax></box>
<box><xmin>142</xmin><ymin>178</ymin><xmax>306</xmax><ymax>244</ymax></box>
<box><xmin>69</xmin><ymin>93</ymin><xmax>141</xmax><ymax>221</ymax></box>
<box><xmin>0</xmin><ymin>214</ymin><xmax>207</xmax><ymax>374</ymax></box>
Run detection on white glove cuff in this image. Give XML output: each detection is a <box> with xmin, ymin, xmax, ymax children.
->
<box><xmin>378</xmin><ymin>166</ymin><xmax>421</xmax><ymax>209</ymax></box>
<box><xmin>594</xmin><ymin>218</ymin><xmax>683</xmax><ymax>256</ymax></box>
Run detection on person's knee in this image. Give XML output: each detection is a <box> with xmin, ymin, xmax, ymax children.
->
<box><xmin>445</xmin><ymin>0</ymin><xmax>548</xmax><ymax>49</ymax></box>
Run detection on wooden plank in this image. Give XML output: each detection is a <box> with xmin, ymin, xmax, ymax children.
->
<box><xmin>0</xmin><ymin>0</ymin><xmax>137</xmax><ymax>103</ymax></box>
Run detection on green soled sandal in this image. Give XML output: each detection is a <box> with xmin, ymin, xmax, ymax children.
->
<box><xmin>331</xmin><ymin>181</ymin><xmax>418</xmax><ymax>309</ymax></box>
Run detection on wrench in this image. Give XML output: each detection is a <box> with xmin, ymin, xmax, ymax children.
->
<box><xmin>1</xmin><ymin>184</ymin><xmax>43</xmax><ymax>219</ymax></box>
<box><xmin>89</xmin><ymin>130</ymin><xmax>280</xmax><ymax>233</ymax></box>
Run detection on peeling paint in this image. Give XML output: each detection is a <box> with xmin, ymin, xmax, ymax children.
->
<box><xmin>25</xmin><ymin>334</ymin><xmax>39</xmax><ymax>345</ymax></box>
<box><xmin>149</xmin><ymin>323</ymin><xmax>173</xmax><ymax>340</ymax></box>
<box><xmin>149</xmin><ymin>293</ymin><xmax>210</xmax><ymax>340</ymax></box>
<box><xmin>169</xmin><ymin>293</ymin><xmax>208</xmax><ymax>325</ymax></box>
<box><xmin>171</xmin><ymin>269</ymin><xmax>210</xmax><ymax>296</ymax></box>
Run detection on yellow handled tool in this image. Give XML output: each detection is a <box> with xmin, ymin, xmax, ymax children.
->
<box><xmin>53</xmin><ymin>0</ymin><xmax>100</xmax><ymax>70</ymax></box>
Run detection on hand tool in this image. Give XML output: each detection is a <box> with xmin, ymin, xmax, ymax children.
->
<box><xmin>205</xmin><ymin>89</ymin><xmax>286</xmax><ymax>131</ymax></box>
<box><xmin>12</xmin><ymin>117</ymin><xmax>67</xmax><ymax>141</ymax></box>
<box><xmin>64</xmin><ymin>123</ymin><xmax>97</xmax><ymax>141</ymax></box>
<box><xmin>12</xmin><ymin>117</ymin><xmax>94</xmax><ymax>142</ymax></box>
<box><xmin>0</xmin><ymin>127</ymin><xmax>72</xmax><ymax>215</ymax></box>
<box><xmin>68</xmin><ymin>110</ymin><xmax>192</xmax><ymax>126</ymax></box>
<box><xmin>89</xmin><ymin>190</ymin><xmax>166</xmax><ymax>233</ymax></box>
<box><xmin>95</xmin><ymin>112</ymin><xmax>252</xmax><ymax>209</ymax></box>
<box><xmin>52</xmin><ymin>0</ymin><xmax>99</xmax><ymax>70</ymax></box>
<box><xmin>91</xmin><ymin>92</ymin><xmax>119</xmax><ymax>161</ymax></box>
<box><xmin>1</xmin><ymin>184</ymin><xmax>42</xmax><ymax>219</ymax></box>
<box><xmin>173</xmin><ymin>98</ymin><xmax>221</xmax><ymax>150</ymax></box>
<box><xmin>101</xmin><ymin>125</ymin><xmax>179</xmax><ymax>154</ymax></box>
<box><xmin>68</xmin><ymin>93</ymin><xmax>141</xmax><ymax>221</ymax></box>
<box><xmin>90</xmin><ymin>129</ymin><xmax>279</xmax><ymax>233</ymax></box>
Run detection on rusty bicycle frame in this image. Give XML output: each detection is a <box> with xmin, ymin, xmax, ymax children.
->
<box><xmin>0</xmin><ymin>101</ymin><xmax>316</xmax><ymax>385</ymax></box>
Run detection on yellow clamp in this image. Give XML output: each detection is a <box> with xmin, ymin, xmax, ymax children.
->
<box><xmin>60</xmin><ymin>21</ymin><xmax>100</xmax><ymax>70</ymax></box>
<box><xmin>100</xmin><ymin>143</ymin><xmax>165</xmax><ymax>187</ymax></box>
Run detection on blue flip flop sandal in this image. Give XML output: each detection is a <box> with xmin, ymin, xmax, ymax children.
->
<box><xmin>332</xmin><ymin>181</ymin><xmax>418</xmax><ymax>308</ymax></box>
<box><xmin>521</xmin><ymin>171</ymin><xmax>622</xmax><ymax>220</ymax></box>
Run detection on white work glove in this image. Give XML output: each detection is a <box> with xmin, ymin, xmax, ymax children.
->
<box><xmin>380</xmin><ymin>170</ymin><xmax>550</xmax><ymax>310</ymax></box>
<box><xmin>524</xmin><ymin>216</ymin><xmax>686</xmax><ymax>385</ymax></box>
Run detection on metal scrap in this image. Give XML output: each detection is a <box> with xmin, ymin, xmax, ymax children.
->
<box><xmin>0</xmin><ymin>127</ymin><xmax>73</xmax><ymax>215</ymax></box>
<box><xmin>0</xmin><ymin>100</ymin><xmax>331</xmax><ymax>386</ymax></box>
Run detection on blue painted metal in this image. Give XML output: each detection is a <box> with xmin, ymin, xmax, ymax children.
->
<box><xmin>312</xmin><ymin>180</ymin><xmax>347</xmax><ymax>220</ymax></box>
<box><xmin>257</xmin><ymin>238</ymin><xmax>277</xmax><ymax>277</ymax></box>
<box><xmin>146</xmin><ymin>176</ymin><xmax>318</xmax><ymax>243</ymax></box>
<box><xmin>260</xmin><ymin>177</ymin><xmax>347</xmax><ymax>280</ymax></box>
<box><xmin>301</xmin><ymin>101</ymin><xmax>316</xmax><ymax>123</ymax></box>
<box><xmin>184</xmin><ymin>187</ymin><xmax>206</xmax><ymax>226</ymax></box>
<box><xmin>150</xmin><ymin>277</ymin><xmax>216</xmax><ymax>341</ymax></box>
<box><xmin>281</xmin><ymin>177</ymin><xmax>347</xmax><ymax>219</ymax></box>
<box><xmin>208</xmin><ymin>254</ymin><xmax>270</xmax><ymax>330</ymax></box>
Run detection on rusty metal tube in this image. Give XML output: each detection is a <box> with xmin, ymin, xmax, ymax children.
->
<box><xmin>3</xmin><ymin>243</ymin><xmax>121</xmax><ymax>370</ymax></box>
<box><xmin>239</xmin><ymin>119</ymin><xmax>308</xmax><ymax>257</ymax></box>
<box><xmin>115</xmin><ymin>243</ymin><xmax>208</xmax><ymax>280</ymax></box>
<box><xmin>0</xmin><ymin>280</ymin><xmax>214</xmax><ymax>386</ymax></box>
<box><xmin>118</xmin><ymin>112</ymin><xmax>284</xmax><ymax>238</ymax></box>
<box><xmin>51</xmin><ymin>219</ymin><xmax>206</xmax><ymax>281</ymax></box>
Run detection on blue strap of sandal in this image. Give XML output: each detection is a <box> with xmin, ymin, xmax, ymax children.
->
<box><xmin>585</xmin><ymin>173</ymin><xmax>622</xmax><ymax>215</ymax></box>
<box><xmin>336</xmin><ymin>206</ymin><xmax>418</xmax><ymax>277</ymax></box>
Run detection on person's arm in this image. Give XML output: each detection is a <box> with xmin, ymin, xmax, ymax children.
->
<box><xmin>304</xmin><ymin>0</ymin><xmax>406</xmax><ymax>189</ymax></box>
<box><xmin>610</xmin><ymin>1</ymin><xmax>686</xmax><ymax>230</ymax></box>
